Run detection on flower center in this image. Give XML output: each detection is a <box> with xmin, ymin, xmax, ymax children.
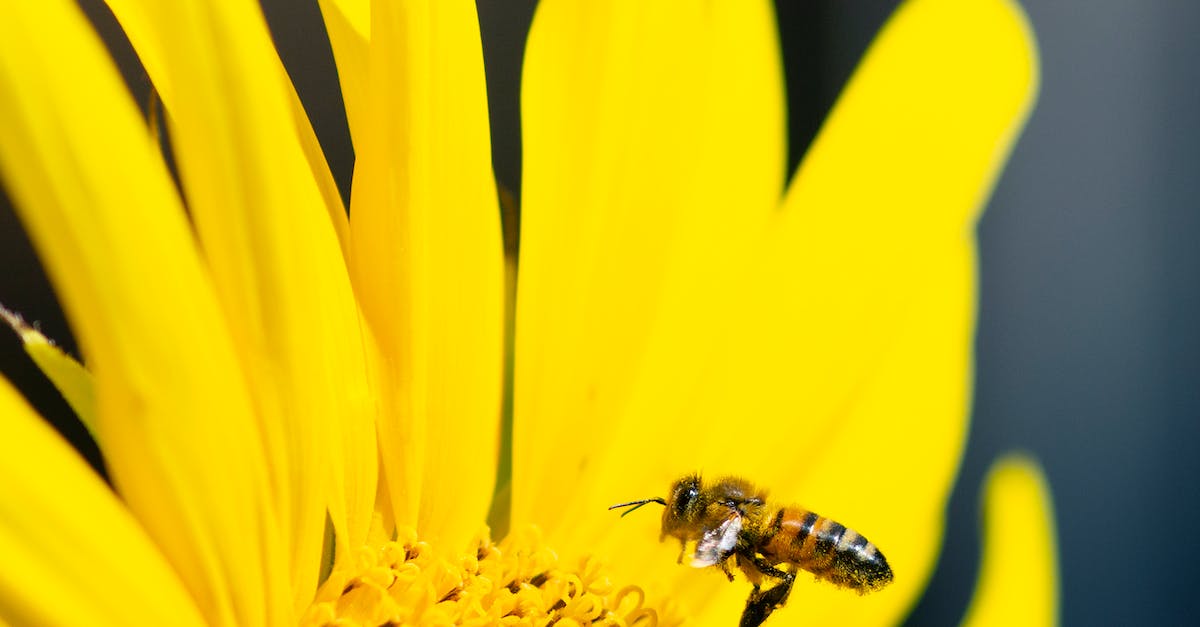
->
<box><xmin>300</xmin><ymin>526</ymin><xmax>668</xmax><ymax>626</ymax></box>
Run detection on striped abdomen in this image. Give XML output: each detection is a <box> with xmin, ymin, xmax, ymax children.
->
<box><xmin>758</xmin><ymin>507</ymin><xmax>893</xmax><ymax>593</ymax></box>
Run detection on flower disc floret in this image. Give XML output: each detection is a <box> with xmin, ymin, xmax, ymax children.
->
<box><xmin>301</xmin><ymin>527</ymin><xmax>673</xmax><ymax>627</ymax></box>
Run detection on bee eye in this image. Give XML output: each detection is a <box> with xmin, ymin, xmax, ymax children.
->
<box><xmin>676</xmin><ymin>484</ymin><xmax>699</xmax><ymax>516</ymax></box>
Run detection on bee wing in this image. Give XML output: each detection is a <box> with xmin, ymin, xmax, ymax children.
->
<box><xmin>691</xmin><ymin>513</ymin><xmax>742</xmax><ymax>568</ymax></box>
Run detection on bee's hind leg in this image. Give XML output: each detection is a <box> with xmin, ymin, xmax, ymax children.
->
<box><xmin>741</xmin><ymin>578</ymin><xmax>793</xmax><ymax>627</ymax></box>
<box><xmin>738</xmin><ymin>554</ymin><xmax>796</xmax><ymax>627</ymax></box>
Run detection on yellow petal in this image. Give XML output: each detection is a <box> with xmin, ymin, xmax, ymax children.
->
<box><xmin>962</xmin><ymin>455</ymin><xmax>1060</xmax><ymax>627</ymax></box>
<box><xmin>0</xmin><ymin>1</ymin><xmax>285</xmax><ymax>623</ymax></box>
<box><xmin>288</xmin><ymin>83</ymin><xmax>354</xmax><ymax>262</ymax></box>
<box><xmin>100</xmin><ymin>0</ymin><xmax>352</xmax><ymax>262</ymax></box>
<box><xmin>0</xmin><ymin>378</ymin><xmax>205</xmax><ymax>626</ymax></box>
<box><xmin>350</xmin><ymin>0</ymin><xmax>503</xmax><ymax>551</ymax></box>
<box><xmin>103</xmin><ymin>0</ymin><xmax>379</xmax><ymax>601</ymax></box>
<box><xmin>315</xmin><ymin>0</ymin><xmax>369</xmax><ymax>150</ymax></box>
<box><xmin>0</xmin><ymin>306</ymin><xmax>95</xmax><ymax>440</ymax></box>
<box><xmin>671</xmin><ymin>0</ymin><xmax>1036</xmax><ymax>621</ymax></box>
<box><xmin>691</xmin><ymin>0</ymin><xmax>1037</xmax><ymax>473</ymax></box>
<box><xmin>514</xmin><ymin>0</ymin><xmax>786</xmax><ymax>546</ymax></box>
<box><xmin>535</xmin><ymin>0</ymin><xmax>1037</xmax><ymax>620</ymax></box>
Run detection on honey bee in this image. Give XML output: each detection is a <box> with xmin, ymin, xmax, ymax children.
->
<box><xmin>610</xmin><ymin>474</ymin><xmax>893</xmax><ymax>627</ymax></box>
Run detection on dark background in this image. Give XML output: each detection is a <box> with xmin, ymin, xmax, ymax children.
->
<box><xmin>2</xmin><ymin>1</ymin><xmax>1197</xmax><ymax>624</ymax></box>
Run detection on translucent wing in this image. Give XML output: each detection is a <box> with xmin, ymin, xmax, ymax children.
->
<box><xmin>691</xmin><ymin>512</ymin><xmax>742</xmax><ymax>567</ymax></box>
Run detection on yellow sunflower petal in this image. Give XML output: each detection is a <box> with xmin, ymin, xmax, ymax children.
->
<box><xmin>349</xmin><ymin>0</ymin><xmax>503</xmax><ymax>551</ymax></box>
<box><xmin>592</xmin><ymin>234</ymin><xmax>977</xmax><ymax>626</ymax></box>
<box><xmin>98</xmin><ymin>0</ymin><xmax>352</xmax><ymax>262</ymax></box>
<box><xmin>0</xmin><ymin>378</ymin><xmax>205</xmax><ymax>626</ymax></box>
<box><xmin>0</xmin><ymin>306</ymin><xmax>96</xmax><ymax>439</ymax></box>
<box><xmin>962</xmin><ymin>455</ymin><xmax>1059</xmax><ymax>627</ymax></box>
<box><xmin>0</xmin><ymin>1</ymin><xmax>285</xmax><ymax>623</ymax></box>
<box><xmin>686</xmin><ymin>0</ymin><xmax>1038</xmax><ymax>476</ymax></box>
<box><xmin>669</xmin><ymin>0</ymin><xmax>1037</xmax><ymax>621</ymax></box>
<box><xmin>536</xmin><ymin>0</ymin><xmax>1038</xmax><ymax>620</ymax></box>
<box><xmin>288</xmin><ymin>83</ymin><xmax>353</xmax><ymax>261</ymax></box>
<box><xmin>103</xmin><ymin>0</ymin><xmax>379</xmax><ymax>601</ymax></box>
<box><xmin>514</xmin><ymin>0</ymin><xmax>786</xmax><ymax>545</ymax></box>
<box><xmin>315</xmin><ymin>0</ymin><xmax>369</xmax><ymax>149</ymax></box>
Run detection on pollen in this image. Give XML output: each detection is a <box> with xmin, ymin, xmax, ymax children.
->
<box><xmin>300</xmin><ymin>526</ymin><xmax>674</xmax><ymax>627</ymax></box>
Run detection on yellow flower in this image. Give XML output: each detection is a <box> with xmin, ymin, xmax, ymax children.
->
<box><xmin>0</xmin><ymin>0</ymin><xmax>1057</xmax><ymax>625</ymax></box>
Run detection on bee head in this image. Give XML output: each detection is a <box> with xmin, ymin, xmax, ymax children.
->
<box><xmin>659</xmin><ymin>474</ymin><xmax>708</xmax><ymax>540</ymax></box>
<box><xmin>668</xmin><ymin>475</ymin><xmax>701</xmax><ymax>516</ymax></box>
<box><xmin>608</xmin><ymin>475</ymin><xmax>709</xmax><ymax>542</ymax></box>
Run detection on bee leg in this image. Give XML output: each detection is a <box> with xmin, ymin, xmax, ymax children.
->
<box><xmin>738</xmin><ymin>554</ymin><xmax>796</xmax><ymax>627</ymax></box>
<box><xmin>719</xmin><ymin>559</ymin><xmax>736</xmax><ymax>582</ymax></box>
<box><xmin>740</xmin><ymin>588</ymin><xmax>772</xmax><ymax>627</ymax></box>
<box><xmin>676</xmin><ymin>541</ymin><xmax>687</xmax><ymax>565</ymax></box>
<box><xmin>740</xmin><ymin>578</ymin><xmax>794</xmax><ymax>627</ymax></box>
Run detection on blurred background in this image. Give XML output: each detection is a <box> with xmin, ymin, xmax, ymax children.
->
<box><xmin>1</xmin><ymin>1</ymin><xmax>1197</xmax><ymax>624</ymax></box>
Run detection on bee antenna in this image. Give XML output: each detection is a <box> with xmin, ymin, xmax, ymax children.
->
<box><xmin>608</xmin><ymin>498</ymin><xmax>667</xmax><ymax>518</ymax></box>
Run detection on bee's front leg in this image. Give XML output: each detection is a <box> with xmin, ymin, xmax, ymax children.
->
<box><xmin>719</xmin><ymin>558</ymin><xmax>736</xmax><ymax>582</ymax></box>
<box><xmin>676</xmin><ymin>540</ymin><xmax>687</xmax><ymax>565</ymax></box>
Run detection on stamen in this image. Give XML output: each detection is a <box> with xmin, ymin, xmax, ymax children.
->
<box><xmin>301</xmin><ymin>526</ymin><xmax>676</xmax><ymax>626</ymax></box>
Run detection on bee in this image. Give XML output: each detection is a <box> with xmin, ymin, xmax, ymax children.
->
<box><xmin>610</xmin><ymin>474</ymin><xmax>893</xmax><ymax>627</ymax></box>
